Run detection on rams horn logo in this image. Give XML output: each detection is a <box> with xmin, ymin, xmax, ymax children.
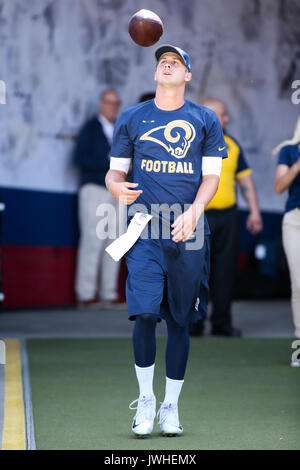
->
<box><xmin>140</xmin><ymin>120</ymin><xmax>196</xmax><ymax>159</ymax></box>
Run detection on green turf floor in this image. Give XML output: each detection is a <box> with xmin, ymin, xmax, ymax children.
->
<box><xmin>27</xmin><ymin>338</ymin><xmax>300</xmax><ymax>450</ymax></box>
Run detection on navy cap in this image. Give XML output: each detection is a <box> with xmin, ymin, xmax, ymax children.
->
<box><xmin>154</xmin><ymin>44</ymin><xmax>192</xmax><ymax>73</ymax></box>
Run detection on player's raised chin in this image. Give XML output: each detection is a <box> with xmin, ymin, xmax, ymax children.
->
<box><xmin>154</xmin><ymin>69</ymin><xmax>192</xmax><ymax>86</ymax></box>
<box><xmin>154</xmin><ymin>58</ymin><xmax>192</xmax><ymax>86</ymax></box>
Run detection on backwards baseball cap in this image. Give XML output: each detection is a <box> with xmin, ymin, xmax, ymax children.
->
<box><xmin>154</xmin><ymin>44</ymin><xmax>192</xmax><ymax>73</ymax></box>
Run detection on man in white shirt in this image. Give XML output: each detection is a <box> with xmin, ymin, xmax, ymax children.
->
<box><xmin>74</xmin><ymin>89</ymin><xmax>123</xmax><ymax>308</ymax></box>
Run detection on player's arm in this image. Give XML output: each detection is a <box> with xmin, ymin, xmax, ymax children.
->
<box><xmin>172</xmin><ymin>158</ymin><xmax>221</xmax><ymax>243</ymax></box>
<box><xmin>234</xmin><ymin>145</ymin><xmax>263</xmax><ymax>235</ymax></box>
<box><xmin>192</xmin><ymin>170</ymin><xmax>221</xmax><ymax>208</ymax></box>
<box><xmin>105</xmin><ymin>158</ymin><xmax>142</xmax><ymax>205</ymax></box>
<box><xmin>106</xmin><ymin>112</ymin><xmax>142</xmax><ymax>205</ymax></box>
<box><xmin>237</xmin><ymin>174</ymin><xmax>263</xmax><ymax>235</ymax></box>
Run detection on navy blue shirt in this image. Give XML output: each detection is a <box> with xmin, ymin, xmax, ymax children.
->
<box><xmin>278</xmin><ymin>144</ymin><xmax>300</xmax><ymax>213</ymax></box>
<box><xmin>74</xmin><ymin>117</ymin><xmax>110</xmax><ymax>187</ymax></box>
<box><xmin>110</xmin><ymin>99</ymin><xmax>227</xmax><ymax>235</ymax></box>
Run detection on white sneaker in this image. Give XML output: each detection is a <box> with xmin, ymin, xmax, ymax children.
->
<box><xmin>157</xmin><ymin>402</ymin><xmax>183</xmax><ymax>436</ymax></box>
<box><xmin>129</xmin><ymin>395</ymin><xmax>156</xmax><ymax>437</ymax></box>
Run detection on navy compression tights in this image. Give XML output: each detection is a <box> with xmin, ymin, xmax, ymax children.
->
<box><xmin>132</xmin><ymin>313</ymin><xmax>190</xmax><ymax>380</ymax></box>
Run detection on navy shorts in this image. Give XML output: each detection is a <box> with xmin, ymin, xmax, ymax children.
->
<box><xmin>125</xmin><ymin>235</ymin><xmax>210</xmax><ymax>327</ymax></box>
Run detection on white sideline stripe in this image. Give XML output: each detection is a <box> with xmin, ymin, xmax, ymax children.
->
<box><xmin>0</xmin><ymin>340</ymin><xmax>5</xmax><ymax>364</ymax></box>
<box><xmin>0</xmin><ymin>364</ymin><xmax>4</xmax><ymax>449</ymax></box>
<box><xmin>21</xmin><ymin>340</ymin><xmax>36</xmax><ymax>450</ymax></box>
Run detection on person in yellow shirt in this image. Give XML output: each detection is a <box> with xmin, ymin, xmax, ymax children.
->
<box><xmin>190</xmin><ymin>98</ymin><xmax>263</xmax><ymax>337</ymax></box>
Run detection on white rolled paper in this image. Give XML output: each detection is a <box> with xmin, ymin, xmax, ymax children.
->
<box><xmin>105</xmin><ymin>212</ymin><xmax>152</xmax><ymax>261</ymax></box>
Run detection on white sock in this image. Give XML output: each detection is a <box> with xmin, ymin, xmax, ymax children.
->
<box><xmin>135</xmin><ymin>364</ymin><xmax>155</xmax><ymax>397</ymax></box>
<box><xmin>163</xmin><ymin>377</ymin><xmax>184</xmax><ymax>405</ymax></box>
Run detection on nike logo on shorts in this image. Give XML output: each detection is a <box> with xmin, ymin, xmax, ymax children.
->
<box><xmin>218</xmin><ymin>146</ymin><xmax>226</xmax><ymax>151</ymax></box>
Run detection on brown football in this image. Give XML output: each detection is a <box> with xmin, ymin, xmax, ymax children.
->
<box><xmin>128</xmin><ymin>9</ymin><xmax>163</xmax><ymax>47</ymax></box>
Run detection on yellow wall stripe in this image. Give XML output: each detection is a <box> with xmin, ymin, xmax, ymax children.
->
<box><xmin>2</xmin><ymin>339</ymin><xmax>26</xmax><ymax>450</ymax></box>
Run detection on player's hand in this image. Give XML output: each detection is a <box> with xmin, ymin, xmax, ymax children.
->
<box><xmin>246</xmin><ymin>211</ymin><xmax>263</xmax><ymax>235</ymax></box>
<box><xmin>109</xmin><ymin>181</ymin><xmax>143</xmax><ymax>205</ymax></box>
<box><xmin>171</xmin><ymin>204</ymin><xmax>203</xmax><ymax>243</ymax></box>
